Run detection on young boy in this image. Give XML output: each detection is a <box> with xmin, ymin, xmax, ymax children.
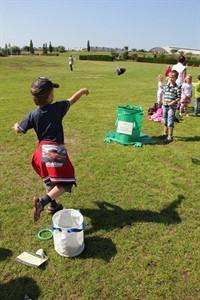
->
<box><xmin>158</xmin><ymin>70</ymin><xmax>181</xmax><ymax>143</ymax></box>
<box><xmin>13</xmin><ymin>77</ymin><xmax>89</xmax><ymax>221</ymax></box>
<box><xmin>193</xmin><ymin>75</ymin><xmax>200</xmax><ymax>116</ymax></box>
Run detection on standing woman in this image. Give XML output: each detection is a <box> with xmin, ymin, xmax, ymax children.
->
<box><xmin>172</xmin><ymin>56</ymin><xmax>187</xmax><ymax>86</ymax></box>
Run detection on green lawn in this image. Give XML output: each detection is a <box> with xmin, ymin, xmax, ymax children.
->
<box><xmin>0</xmin><ymin>55</ymin><xmax>200</xmax><ymax>300</ymax></box>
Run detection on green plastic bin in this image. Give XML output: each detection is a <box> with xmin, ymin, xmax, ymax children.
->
<box><xmin>115</xmin><ymin>105</ymin><xmax>143</xmax><ymax>144</ymax></box>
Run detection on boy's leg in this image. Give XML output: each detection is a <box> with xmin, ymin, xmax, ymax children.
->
<box><xmin>158</xmin><ymin>106</ymin><xmax>168</xmax><ymax>138</ymax></box>
<box><xmin>33</xmin><ymin>185</ymin><xmax>65</xmax><ymax>222</ymax></box>
<box><xmin>47</xmin><ymin>184</ymin><xmax>66</xmax><ymax>200</ymax></box>
<box><xmin>168</xmin><ymin>127</ymin><xmax>173</xmax><ymax>139</ymax></box>
<box><xmin>164</xmin><ymin>107</ymin><xmax>175</xmax><ymax>143</ymax></box>
<box><xmin>43</xmin><ymin>181</ymin><xmax>64</xmax><ymax>212</ymax></box>
<box><xmin>163</xmin><ymin>125</ymin><xmax>168</xmax><ymax>135</ymax></box>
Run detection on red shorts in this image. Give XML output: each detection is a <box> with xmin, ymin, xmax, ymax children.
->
<box><xmin>32</xmin><ymin>141</ymin><xmax>76</xmax><ymax>186</ymax></box>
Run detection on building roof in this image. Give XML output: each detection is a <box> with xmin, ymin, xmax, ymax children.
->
<box><xmin>149</xmin><ymin>46</ymin><xmax>200</xmax><ymax>55</ymax></box>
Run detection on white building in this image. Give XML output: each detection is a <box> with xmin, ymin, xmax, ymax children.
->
<box><xmin>150</xmin><ymin>46</ymin><xmax>200</xmax><ymax>55</ymax></box>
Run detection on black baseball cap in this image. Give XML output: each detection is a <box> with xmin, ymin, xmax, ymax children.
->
<box><xmin>30</xmin><ymin>77</ymin><xmax>59</xmax><ymax>96</ymax></box>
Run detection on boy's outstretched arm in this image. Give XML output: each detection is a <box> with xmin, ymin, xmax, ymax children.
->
<box><xmin>68</xmin><ymin>88</ymin><xmax>89</xmax><ymax>106</ymax></box>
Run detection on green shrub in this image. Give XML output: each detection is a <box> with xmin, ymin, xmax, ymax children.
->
<box><xmin>40</xmin><ymin>53</ymin><xmax>59</xmax><ymax>56</ymax></box>
<box><xmin>137</xmin><ymin>56</ymin><xmax>200</xmax><ymax>66</ymax></box>
<box><xmin>79</xmin><ymin>54</ymin><xmax>113</xmax><ymax>61</ymax></box>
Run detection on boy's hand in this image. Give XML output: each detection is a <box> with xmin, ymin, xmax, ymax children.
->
<box><xmin>12</xmin><ymin>123</ymin><xmax>22</xmax><ymax>133</ymax></box>
<box><xmin>69</xmin><ymin>88</ymin><xmax>89</xmax><ymax>106</ymax></box>
<box><xmin>13</xmin><ymin>123</ymin><xmax>19</xmax><ymax>130</ymax></box>
<box><xmin>83</xmin><ymin>88</ymin><xmax>89</xmax><ymax>96</ymax></box>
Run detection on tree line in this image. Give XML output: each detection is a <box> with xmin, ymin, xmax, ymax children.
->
<box><xmin>0</xmin><ymin>40</ymin><xmax>70</xmax><ymax>56</ymax></box>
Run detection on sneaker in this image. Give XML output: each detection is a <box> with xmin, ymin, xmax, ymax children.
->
<box><xmin>157</xmin><ymin>134</ymin><xmax>167</xmax><ymax>140</ymax></box>
<box><xmin>164</xmin><ymin>138</ymin><xmax>173</xmax><ymax>144</ymax></box>
<box><xmin>33</xmin><ymin>197</ymin><xmax>44</xmax><ymax>222</ymax></box>
<box><xmin>46</xmin><ymin>203</ymin><xmax>63</xmax><ymax>215</ymax></box>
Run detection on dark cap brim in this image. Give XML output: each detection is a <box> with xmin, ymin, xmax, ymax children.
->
<box><xmin>52</xmin><ymin>83</ymin><xmax>59</xmax><ymax>88</ymax></box>
<box><xmin>30</xmin><ymin>77</ymin><xmax>59</xmax><ymax>96</ymax></box>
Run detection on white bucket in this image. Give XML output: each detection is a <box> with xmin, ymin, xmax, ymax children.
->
<box><xmin>52</xmin><ymin>209</ymin><xmax>85</xmax><ymax>257</ymax></box>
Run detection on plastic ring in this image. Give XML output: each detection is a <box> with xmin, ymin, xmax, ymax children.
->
<box><xmin>37</xmin><ymin>228</ymin><xmax>53</xmax><ymax>240</ymax></box>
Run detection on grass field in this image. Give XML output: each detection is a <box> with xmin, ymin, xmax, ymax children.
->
<box><xmin>0</xmin><ymin>55</ymin><xmax>200</xmax><ymax>300</ymax></box>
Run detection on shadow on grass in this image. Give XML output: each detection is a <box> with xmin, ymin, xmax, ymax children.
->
<box><xmin>151</xmin><ymin>134</ymin><xmax>200</xmax><ymax>144</ymax></box>
<box><xmin>0</xmin><ymin>277</ymin><xmax>40</xmax><ymax>300</ymax></box>
<box><xmin>0</xmin><ymin>247</ymin><xmax>13</xmax><ymax>261</ymax></box>
<box><xmin>80</xmin><ymin>236</ymin><xmax>117</xmax><ymax>262</ymax></box>
<box><xmin>176</xmin><ymin>136</ymin><xmax>200</xmax><ymax>142</ymax></box>
<box><xmin>150</xmin><ymin>135</ymin><xmax>173</xmax><ymax>145</ymax></box>
<box><xmin>82</xmin><ymin>195</ymin><xmax>184</xmax><ymax>235</ymax></box>
<box><xmin>191</xmin><ymin>158</ymin><xmax>200</xmax><ymax>165</ymax></box>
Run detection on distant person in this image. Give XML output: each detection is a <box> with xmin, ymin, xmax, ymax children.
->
<box><xmin>13</xmin><ymin>77</ymin><xmax>89</xmax><ymax>221</ymax></box>
<box><xmin>179</xmin><ymin>74</ymin><xmax>193</xmax><ymax>116</ymax></box>
<box><xmin>172</xmin><ymin>56</ymin><xmax>187</xmax><ymax>86</ymax></box>
<box><xmin>158</xmin><ymin>70</ymin><xmax>181</xmax><ymax>143</ymax></box>
<box><xmin>69</xmin><ymin>55</ymin><xmax>74</xmax><ymax>71</ymax></box>
<box><xmin>193</xmin><ymin>74</ymin><xmax>200</xmax><ymax>116</ymax></box>
<box><xmin>165</xmin><ymin>65</ymin><xmax>171</xmax><ymax>82</ymax></box>
<box><xmin>157</xmin><ymin>74</ymin><xmax>164</xmax><ymax>106</ymax></box>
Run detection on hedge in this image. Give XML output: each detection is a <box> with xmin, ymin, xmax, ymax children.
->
<box><xmin>79</xmin><ymin>55</ymin><xmax>113</xmax><ymax>61</ymax></box>
<box><xmin>137</xmin><ymin>57</ymin><xmax>200</xmax><ymax>66</ymax></box>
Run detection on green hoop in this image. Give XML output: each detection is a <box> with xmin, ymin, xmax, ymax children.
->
<box><xmin>37</xmin><ymin>228</ymin><xmax>53</xmax><ymax>240</ymax></box>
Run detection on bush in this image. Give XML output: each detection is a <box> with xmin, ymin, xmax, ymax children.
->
<box><xmin>79</xmin><ymin>55</ymin><xmax>113</xmax><ymax>61</ymax></box>
<box><xmin>137</xmin><ymin>56</ymin><xmax>200</xmax><ymax>66</ymax></box>
<box><xmin>40</xmin><ymin>53</ymin><xmax>59</xmax><ymax>56</ymax></box>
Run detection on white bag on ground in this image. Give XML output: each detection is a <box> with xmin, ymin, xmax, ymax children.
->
<box><xmin>52</xmin><ymin>209</ymin><xmax>85</xmax><ymax>257</ymax></box>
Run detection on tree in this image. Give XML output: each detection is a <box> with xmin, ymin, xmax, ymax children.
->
<box><xmin>170</xmin><ymin>48</ymin><xmax>178</xmax><ymax>55</ymax></box>
<box><xmin>11</xmin><ymin>46</ymin><xmax>21</xmax><ymax>55</ymax></box>
<box><xmin>57</xmin><ymin>45</ymin><xmax>66</xmax><ymax>53</ymax></box>
<box><xmin>178</xmin><ymin>51</ymin><xmax>185</xmax><ymax>56</ymax></box>
<box><xmin>186</xmin><ymin>52</ymin><xmax>192</xmax><ymax>61</ymax></box>
<box><xmin>23</xmin><ymin>45</ymin><xmax>30</xmax><ymax>52</ymax></box>
<box><xmin>43</xmin><ymin>43</ymin><xmax>48</xmax><ymax>54</ymax></box>
<box><xmin>4</xmin><ymin>44</ymin><xmax>10</xmax><ymax>56</ymax></box>
<box><xmin>87</xmin><ymin>40</ymin><xmax>90</xmax><ymax>52</ymax></box>
<box><xmin>123</xmin><ymin>46</ymin><xmax>129</xmax><ymax>60</ymax></box>
<box><xmin>110</xmin><ymin>49</ymin><xmax>119</xmax><ymax>60</ymax></box>
<box><xmin>49</xmin><ymin>41</ymin><xmax>53</xmax><ymax>53</ymax></box>
<box><xmin>29</xmin><ymin>39</ymin><xmax>34</xmax><ymax>54</ymax></box>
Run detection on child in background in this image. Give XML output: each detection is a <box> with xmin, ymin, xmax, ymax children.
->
<box><xmin>193</xmin><ymin>75</ymin><xmax>200</xmax><ymax>116</ymax></box>
<box><xmin>157</xmin><ymin>74</ymin><xmax>164</xmax><ymax>107</ymax></box>
<box><xmin>165</xmin><ymin>65</ymin><xmax>171</xmax><ymax>82</ymax></box>
<box><xmin>179</xmin><ymin>74</ymin><xmax>193</xmax><ymax>116</ymax></box>
<box><xmin>13</xmin><ymin>77</ymin><xmax>89</xmax><ymax>222</ymax></box>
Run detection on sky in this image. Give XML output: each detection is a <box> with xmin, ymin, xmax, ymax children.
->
<box><xmin>0</xmin><ymin>0</ymin><xmax>200</xmax><ymax>51</ymax></box>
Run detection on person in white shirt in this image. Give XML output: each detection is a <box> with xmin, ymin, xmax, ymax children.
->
<box><xmin>172</xmin><ymin>56</ymin><xmax>187</xmax><ymax>86</ymax></box>
<box><xmin>69</xmin><ymin>55</ymin><xmax>74</xmax><ymax>71</ymax></box>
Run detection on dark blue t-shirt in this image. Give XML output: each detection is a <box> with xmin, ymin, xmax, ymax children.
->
<box><xmin>18</xmin><ymin>100</ymin><xmax>70</xmax><ymax>142</ymax></box>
